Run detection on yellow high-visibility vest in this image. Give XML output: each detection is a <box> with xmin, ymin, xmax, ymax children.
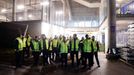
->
<box><xmin>83</xmin><ymin>39</ymin><xmax>92</xmax><ymax>53</ymax></box>
<box><xmin>52</xmin><ymin>39</ymin><xmax>58</xmax><ymax>47</ymax></box>
<box><xmin>27</xmin><ymin>36</ymin><xmax>31</xmax><ymax>46</ymax></box>
<box><xmin>58</xmin><ymin>39</ymin><xmax>62</xmax><ymax>48</ymax></box>
<box><xmin>16</xmin><ymin>37</ymin><xmax>23</xmax><ymax>51</ymax></box>
<box><xmin>60</xmin><ymin>41</ymin><xmax>68</xmax><ymax>53</ymax></box>
<box><xmin>32</xmin><ymin>40</ymin><xmax>40</xmax><ymax>52</ymax></box>
<box><xmin>71</xmin><ymin>39</ymin><xmax>79</xmax><ymax>51</ymax></box>
<box><xmin>22</xmin><ymin>37</ymin><xmax>27</xmax><ymax>48</ymax></box>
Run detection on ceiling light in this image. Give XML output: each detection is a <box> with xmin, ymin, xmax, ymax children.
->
<box><xmin>17</xmin><ymin>5</ymin><xmax>25</xmax><ymax>10</ymax></box>
<box><xmin>116</xmin><ymin>0</ymin><xmax>123</xmax><ymax>3</ymax></box>
<box><xmin>18</xmin><ymin>17</ymin><xmax>23</xmax><ymax>20</ymax></box>
<box><xmin>56</xmin><ymin>11</ymin><xmax>63</xmax><ymax>15</ymax></box>
<box><xmin>40</xmin><ymin>1</ymin><xmax>49</xmax><ymax>6</ymax></box>
<box><xmin>1</xmin><ymin>9</ymin><xmax>7</xmax><ymax>13</ymax></box>
<box><xmin>28</xmin><ymin>14</ymin><xmax>33</xmax><ymax>18</ymax></box>
<box><xmin>44</xmin><ymin>13</ymin><xmax>47</xmax><ymax>15</ymax></box>
<box><xmin>116</xmin><ymin>3</ymin><xmax>120</xmax><ymax>7</ymax></box>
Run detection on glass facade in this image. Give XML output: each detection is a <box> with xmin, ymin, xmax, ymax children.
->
<box><xmin>0</xmin><ymin>0</ymin><xmax>65</xmax><ymax>26</ymax></box>
<box><xmin>0</xmin><ymin>0</ymin><xmax>100</xmax><ymax>27</ymax></box>
<box><xmin>116</xmin><ymin>1</ymin><xmax>134</xmax><ymax>14</ymax></box>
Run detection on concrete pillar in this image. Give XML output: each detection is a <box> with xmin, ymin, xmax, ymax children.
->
<box><xmin>108</xmin><ymin>0</ymin><xmax>116</xmax><ymax>51</ymax></box>
<box><xmin>41</xmin><ymin>6</ymin><xmax>44</xmax><ymax>21</ymax></box>
<box><xmin>12</xmin><ymin>0</ymin><xmax>16</xmax><ymax>21</ymax></box>
<box><xmin>48</xmin><ymin>0</ymin><xmax>51</xmax><ymax>23</ymax></box>
<box><xmin>41</xmin><ymin>0</ymin><xmax>49</xmax><ymax>22</ymax></box>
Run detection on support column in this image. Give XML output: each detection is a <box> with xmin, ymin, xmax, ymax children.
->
<box><xmin>108</xmin><ymin>0</ymin><xmax>116</xmax><ymax>52</ymax></box>
<box><xmin>41</xmin><ymin>6</ymin><xmax>44</xmax><ymax>21</ymax></box>
<box><xmin>12</xmin><ymin>0</ymin><xmax>16</xmax><ymax>21</ymax></box>
<box><xmin>48</xmin><ymin>0</ymin><xmax>51</xmax><ymax>23</ymax></box>
<box><xmin>41</xmin><ymin>0</ymin><xmax>49</xmax><ymax>22</ymax></box>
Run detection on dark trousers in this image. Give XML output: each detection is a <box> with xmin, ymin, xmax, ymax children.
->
<box><xmin>15</xmin><ymin>51</ymin><xmax>23</xmax><ymax>68</ymax></box>
<box><xmin>71</xmin><ymin>51</ymin><xmax>79</xmax><ymax>66</ymax></box>
<box><xmin>42</xmin><ymin>50</ymin><xmax>49</xmax><ymax>65</ymax></box>
<box><xmin>80</xmin><ymin>52</ymin><xmax>84</xmax><ymax>65</ymax></box>
<box><xmin>22</xmin><ymin>47</ymin><xmax>26</xmax><ymax>62</ymax></box>
<box><xmin>48</xmin><ymin>50</ymin><xmax>52</xmax><ymax>64</ymax></box>
<box><xmin>26</xmin><ymin>46</ymin><xmax>30</xmax><ymax>58</ymax></box>
<box><xmin>23</xmin><ymin>47</ymin><xmax>26</xmax><ymax>57</ymax></box>
<box><xmin>94</xmin><ymin>52</ymin><xmax>100</xmax><ymax>66</ymax></box>
<box><xmin>61</xmin><ymin>53</ymin><xmax>68</xmax><ymax>67</ymax></box>
<box><xmin>83</xmin><ymin>52</ymin><xmax>93</xmax><ymax>68</ymax></box>
<box><xmin>53</xmin><ymin>47</ymin><xmax>59</xmax><ymax>62</ymax></box>
<box><xmin>32</xmin><ymin>51</ymin><xmax>40</xmax><ymax>66</ymax></box>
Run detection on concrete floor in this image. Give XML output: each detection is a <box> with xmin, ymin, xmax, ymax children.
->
<box><xmin>0</xmin><ymin>53</ymin><xmax>134</xmax><ymax>75</ymax></box>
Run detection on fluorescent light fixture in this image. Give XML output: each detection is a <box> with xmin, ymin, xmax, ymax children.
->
<box><xmin>28</xmin><ymin>14</ymin><xmax>33</xmax><ymax>18</ymax></box>
<box><xmin>18</xmin><ymin>17</ymin><xmax>23</xmax><ymax>20</ymax></box>
<box><xmin>56</xmin><ymin>11</ymin><xmax>63</xmax><ymax>15</ymax></box>
<box><xmin>116</xmin><ymin>3</ymin><xmax>120</xmax><ymax>7</ymax></box>
<box><xmin>44</xmin><ymin>13</ymin><xmax>47</xmax><ymax>15</ymax></box>
<box><xmin>17</xmin><ymin>5</ymin><xmax>25</xmax><ymax>10</ymax></box>
<box><xmin>116</xmin><ymin>0</ymin><xmax>123</xmax><ymax>3</ymax></box>
<box><xmin>1</xmin><ymin>9</ymin><xmax>7</xmax><ymax>13</ymax></box>
<box><xmin>40</xmin><ymin>1</ymin><xmax>49</xmax><ymax>6</ymax></box>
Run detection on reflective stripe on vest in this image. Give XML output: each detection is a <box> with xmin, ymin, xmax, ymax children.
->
<box><xmin>83</xmin><ymin>39</ymin><xmax>92</xmax><ymax>53</ymax></box>
<box><xmin>16</xmin><ymin>37</ymin><xmax>23</xmax><ymax>51</ymax></box>
<box><xmin>32</xmin><ymin>40</ymin><xmax>40</xmax><ymax>52</ymax></box>
<box><xmin>71</xmin><ymin>39</ymin><xmax>79</xmax><ymax>51</ymax></box>
<box><xmin>92</xmin><ymin>41</ymin><xmax>97</xmax><ymax>52</ymax></box>
<box><xmin>60</xmin><ymin>41</ymin><xmax>68</xmax><ymax>53</ymax></box>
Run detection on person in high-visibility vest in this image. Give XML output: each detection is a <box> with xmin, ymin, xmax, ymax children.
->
<box><xmin>26</xmin><ymin>33</ymin><xmax>32</xmax><ymax>58</ymax></box>
<box><xmin>79</xmin><ymin>37</ymin><xmax>84</xmax><ymax>65</ymax></box>
<box><xmin>57</xmin><ymin>35</ymin><xmax>63</xmax><ymax>51</ymax></box>
<box><xmin>59</xmin><ymin>36</ymin><xmax>68</xmax><ymax>67</ymax></box>
<box><xmin>68</xmin><ymin>36</ymin><xmax>72</xmax><ymax>53</ymax></box>
<box><xmin>31</xmin><ymin>36</ymin><xmax>41</xmax><ymax>66</ymax></box>
<box><xmin>22</xmin><ymin>34</ymin><xmax>27</xmax><ymax>56</ymax></box>
<box><xmin>52</xmin><ymin>36</ymin><xmax>58</xmax><ymax>62</ymax></box>
<box><xmin>83</xmin><ymin>34</ymin><xmax>93</xmax><ymax>69</ymax></box>
<box><xmin>92</xmin><ymin>36</ymin><xmax>100</xmax><ymax>67</ymax></box>
<box><xmin>40</xmin><ymin>34</ymin><xmax>49</xmax><ymax>66</ymax></box>
<box><xmin>48</xmin><ymin>37</ymin><xmax>53</xmax><ymax>64</ymax></box>
<box><xmin>70</xmin><ymin>34</ymin><xmax>80</xmax><ymax>66</ymax></box>
<box><xmin>15</xmin><ymin>34</ymin><xmax>24</xmax><ymax>68</ymax></box>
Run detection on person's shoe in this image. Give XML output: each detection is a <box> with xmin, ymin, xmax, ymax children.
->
<box><xmin>88</xmin><ymin>67</ymin><xmax>91</xmax><ymax>70</ymax></box>
<box><xmin>71</xmin><ymin>64</ymin><xmax>74</xmax><ymax>67</ymax></box>
<box><xmin>82</xmin><ymin>66</ymin><xmax>86</xmax><ymax>69</ymax></box>
<box><xmin>98</xmin><ymin>65</ymin><xmax>100</xmax><ymax>67</ymax></box>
